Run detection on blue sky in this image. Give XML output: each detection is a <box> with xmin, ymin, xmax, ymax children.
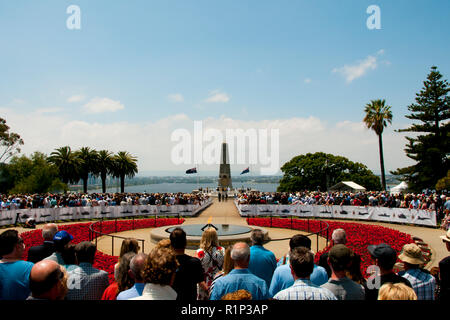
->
<box><xmin>0</xmin><ymin>1</ymin><xmax>449</xmax><ymax>175</ymax></box>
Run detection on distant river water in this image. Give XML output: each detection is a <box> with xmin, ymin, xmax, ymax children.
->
<box><xmin>88</xmin><ymin>182</ymin><xmax>280</xmax><ymax>194</ymax></box>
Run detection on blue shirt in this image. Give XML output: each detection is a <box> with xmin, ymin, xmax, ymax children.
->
<box><xmin>444</xmin><ymin>200</ymin><xmax>450</xmax><ymax>211</ymax></box>
<box><xmin>399</xmin><ymin>268</ymin><xmax>436</xmax><ymax>300</ymax></box>
<box><xmin>248</xmin><ymin>245</ymin><xmax>277</xmax><ymax>288</ymax></box>
<box><xmin>0</xmin><ymin>260</ymin><xmax>34</xmax><ymax>300</ymax></box>
<box><xmin>269</xmin><ymin>264</ymin><xmax>328</xmax><ymax>298</ymax></box>
<box><xmin>116</xmin><ymin>283</ymin><xmax>146</xmax><ymax>300</ymax></box>
<box><xmin>210</xmin><ymin>269</ymin><xmax>269</xmax><ymax>300</ymax></box>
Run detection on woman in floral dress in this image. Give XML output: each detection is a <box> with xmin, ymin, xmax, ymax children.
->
<box><xmin>196</xmin><ymin>227</ymin><xmax>225</xmax><ymax>300</ymax></box>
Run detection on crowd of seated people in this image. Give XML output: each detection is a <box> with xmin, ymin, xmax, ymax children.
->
<box><xmin>237</xmin><ymin>191</ymin><xmax>446</xmax><ymax>209</ymax></box>
<box><xmin>0</xmin><ymin>192</ymin><xmax>210</xmax><ymax>210</ymax></box>
<box><xmin>1</xmin><ymin>223</ymin><xmax>449</xmax><ymax>301</ymax></box>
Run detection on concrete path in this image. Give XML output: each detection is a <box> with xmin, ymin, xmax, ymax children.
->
<box><xmin>95</xmin><ymin>199</ymin><xmax>327</xmax><ymax>259</ymax></box>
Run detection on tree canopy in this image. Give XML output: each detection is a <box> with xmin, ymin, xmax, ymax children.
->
<box><xmin>392</xmin><ymin>66</ymin><xmax>450</xmax><ymax>192</ymax></box>
<box><xmin>0</xmin><ymin>117</ymin><xmax>24</xmax><ymax>163</ymax></box>
<box><xmin>0</xmin><ymin>152</ymin><xmax>66</xmax><ymax>194</ymax></box>
<box><xmin>277</xmin><ymin>152</ymin><xmax>381</xmax><ymax>192</ymax></box>
<box><xmin>363</xmin><ymin>99</ymin><xmax>393</xmax><ymax>191</ymax></box>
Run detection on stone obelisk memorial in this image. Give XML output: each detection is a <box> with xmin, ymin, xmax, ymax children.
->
<box><xmin>218</xmin><ymin>142</ymin><xmax>232</xmax><ymax>191</ymax></box>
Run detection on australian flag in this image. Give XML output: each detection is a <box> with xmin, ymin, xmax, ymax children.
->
<box><xmin>240</xmin><ymin>167</ymin><xmax>250</xmax><ymax>175</ymax></box>
<box><xmin>186</xmin><ymin>167</ymin><xmax>197</xmax><ymax>174</ymax></box>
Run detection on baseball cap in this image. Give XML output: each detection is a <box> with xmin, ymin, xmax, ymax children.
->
<box><xmin>368</xmin><ymin>243</ymin><xmax>397</xmax><ymax>266</ymax></box>
<box><xmin>53</xmin><ymin>230</ymin><xmax>73</xmax><ymax>244</ymax></box>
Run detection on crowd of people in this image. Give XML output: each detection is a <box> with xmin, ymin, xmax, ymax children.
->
<box><xmin>0</xmin><ymin>192</ymin><xmax>210</xmax><ymax>210</ymax></box>
<box><xmin>1</xmin><ymin>222</ymin><xmax>449</xmax><ymax>301</ymax></box>
<box><xmin>236</xmin><ymin>191</ymin><xmax>450</xmax><ymax>228</ymax></box>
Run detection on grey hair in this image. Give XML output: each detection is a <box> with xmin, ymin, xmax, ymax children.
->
<box><xmin>42</xmin><ymin>224</ymin><xmax>58</xmax><ymax>241</ymax></box>
<box><xmin>130</xmin><ymin>252</ymin><xmax>148</xmax><ymax>281</ymax></box>
<box><xmin>231</xmin><ymin>242</ymin><xmax>250</xmax><ymax>262</ymax></box>
<box><xmin>332</xmin><ymin>228</ymin><xmax>346</xmax><ymax>244</ymax></box>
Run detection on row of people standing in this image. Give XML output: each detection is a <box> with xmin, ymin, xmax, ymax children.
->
<box><xmin>1</xmin><ymin>223</ymin><xmax>448</xmax><ymax>300</ymax></box>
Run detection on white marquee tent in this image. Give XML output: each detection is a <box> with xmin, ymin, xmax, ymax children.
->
<box><xmin>390</xmin><ymin>181</ymin><xmax>408</xmax><ymax>194</ymax></box>
<box><xmin>329</xmin><ymin>181</ymin><xmax>366</xmax><ymax>192</ymax></box>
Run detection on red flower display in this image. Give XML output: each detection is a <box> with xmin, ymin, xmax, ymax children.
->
<box><xmin>247</xmin><ymin>217</ymin><xmax>413</xmax><ymax>277</ymax></box>
<box><xmin>19</xmin><ymin>218</ymin><xmax>184</xmax><ymax>284</ymax></box>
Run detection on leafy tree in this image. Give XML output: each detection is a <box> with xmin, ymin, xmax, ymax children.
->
<box><xmin>363</xmin><ymin>99</ymin><xmax>393</xmax><ymax>191</ymax></box>
<box><xmin>75</xmin><ymin>147</ymin><xmax>98</xmax><ymax>193</ymax></box>
<box><xmin>96</xmin><ymin>150</ymin><xmax>115</xmax><ymax>193</ymax></box>
<box><xmin>392</xmin><ymin>66</ymin><xmax>450</xmax><ymax>192</ymax></box>
<box><xmin>277</xmin><ymin>152</ymin><xmax>381</xmax><ymax>192</ymax></box>
<box><xmin>47</xmin><ymin>146</ymin><xmax>80</xmax><ymax>185</ymax></box>
<box><xmin>436</xmin><ymin>170</ymin><xmax>450</xmax><ymax>191</ymax></box>
<box><xmin>0</xmin><ymin>117</ymin><xmax>24</xmax><ymax>163</ymax></box>
<box><xmin>6</xmin><ymin>152</ymin><xmax>66</xmax><ymax>194</ymax></box>
<box><xmin>111</xmin><ymin>151</ymin><xmax>138</xmax><ymax>193</ymax></box>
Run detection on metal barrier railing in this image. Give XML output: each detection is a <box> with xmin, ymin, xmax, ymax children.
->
<box><xmin>88</xmin><ymin>216</ymin><xmax>153</xmax><ymax>256</ymax></box>
<box><xmin>87</xmin><ymin>200</ymin><xmax>215</xmax><ymax>256</ymax></box>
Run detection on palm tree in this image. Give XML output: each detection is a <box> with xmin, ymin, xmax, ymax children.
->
<box><xmin>75</xmin><ymin>147</ymin><xmax>98</xmax><ymax>193</ymax></box>
<box><xmin>96</xmin><ymin>150</ymin><xmax>114</xmax><ymax>193</ymax></box>
<box><xmin>47</xmin><ymin>146</ymin><xmax>80</xmax><ymax>185</ymax></box>
<box><xmin>363</xmin><ymin>99</ymin><xmax>393</xmax><ymax>191</ymax></box>
<box><xmin>111</xmin><ymin>151</ymin><xmax>138</xmax><ymax>193</ymax></box>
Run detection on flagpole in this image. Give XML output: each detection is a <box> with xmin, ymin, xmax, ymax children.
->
<box><xmin>196</xmin><ymin>164</ymin><xmax>199</xmax><ymax>192</ymax></box>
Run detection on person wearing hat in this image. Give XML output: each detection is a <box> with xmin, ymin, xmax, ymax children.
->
<box><xmin>364</xmin><ymin>243</ymin><xmax>412</xmax><ymax>300</ymax></box>
<box><xmin>43</xmin><ymin>230</ymin><xmax>74</xmax><ymax>265</ymax></box>
<box><xmin>320</xmin><ymin>244</ymin><xmax>365</xmax><ymax>300</ymax></box>
<box><xmin>398</xmin><ymin>243</ymin><xmax>436</xmax><ymax>300</ymax></box>
<box><xmin>436</xmin><ymin>229</ymin><xmax>450</xmax><ymax>300</ymax></box>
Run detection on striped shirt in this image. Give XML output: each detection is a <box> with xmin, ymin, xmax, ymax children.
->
<box><xmin>399</xmin><ymin>268</ymin><xmax>436</xmax><ymax>300</ymax></box>
<box><xmin>273</xmin><ymin>279</ymin><xmax>337</xmax><ymax>300</ymax></box>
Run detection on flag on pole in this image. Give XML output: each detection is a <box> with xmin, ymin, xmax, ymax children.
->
<box><xmin>240</xmin><ymin>167</ymin><xmax>249</xmax><ymax>175</ymax></box>
<box><xmin>186</xmin><ymin>167</ymin><xmax>197</xmax><ymax>174</ymax></box>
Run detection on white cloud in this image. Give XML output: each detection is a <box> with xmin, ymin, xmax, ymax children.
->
<box><xmin>35</xmin><ymin>107</ymin><xmax>64</xmax><ymax>114</ymax></box>
<box><xmin>67</xmin><ymin>94</ymin><xmax>86</xmax><ymax>103</ymax></box>
<box><xmin>82</xmin><ymin>97</ymin><xmax>124</xmax><ymax>114</ymax></box>
<box><xmin>332</xmin><ymin>50</ymin><xmax>385</xmax><ymax>83</ymax></box>
<box><xmin>168</xmin><ymin>93</ymin><xmax>184</xmax><ymax>103</ymax></box>
<box><xmin>204</xmin><ymin>90</ymin><xmax>230</xmax><ymax>103</ymax></box>
<box><xmin>0</xmin><ymin>107</ymin><xmax>414</xmax><ymax>175</ymax></box>
<box><xmin>304</xmin><ymin>78</ymin><xmax>312</xmax><ymax>84</ymax></box>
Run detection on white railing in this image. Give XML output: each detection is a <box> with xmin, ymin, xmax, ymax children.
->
<box><xmin>234</xmin><ymin>201</ymin><xmax>437</xmax><ymax>227</ymax></box>
<box><xmin>0</xmin><ymin>198</ymin><xmax>213</xmax><ymax>227</ymax></box>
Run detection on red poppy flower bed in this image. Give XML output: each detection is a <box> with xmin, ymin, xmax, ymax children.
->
<box><xmin>247</xmin><ymin>217</ymin><xmax>414</xmax><ymax>277</ymax></box>
<box><xmin>20</xmin><ymin>218</ymin><xmax>184</xmax><ymax>283</ymax></box>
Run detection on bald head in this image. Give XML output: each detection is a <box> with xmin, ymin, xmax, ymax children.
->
<box><xmin>42</xmin><ymin>223</ymin><xmax>58</xmax><ymax>241</ymax></box>
<box><xmin>130</xmin><ymin>253</ymin><xmax>148</xmax><ymax>282</ymax></box>
<box><xmin>30</xmin><ymin>260</ymin><xmax>60</xmax><ymax>282</ymax></box>
<box><xmin>29</xmin><ymin>260</ymin><xmax>67</xmax><ymax>300</ymax></box>
<box><xmin>231</xmin><ymin>242</ymin><xmax>250</xmax><ymax>269</ymax></box>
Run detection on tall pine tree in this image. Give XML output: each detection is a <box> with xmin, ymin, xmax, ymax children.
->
<box><xmin>392</xmin><ymin>66</ymin><xmax>450</xmax><ymax>192</ymax></box>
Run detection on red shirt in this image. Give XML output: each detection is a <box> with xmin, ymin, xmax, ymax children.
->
<box><xmin>101</xmin><ymin>282</ymin><xmax>119</xmax><ymax>300</ymax></box>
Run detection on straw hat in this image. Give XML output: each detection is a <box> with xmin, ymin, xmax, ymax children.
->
<box><xmin>440</xmin><ymin>229</ymin><xmax>450</xmax><ymax>243</ymax></box>
<box><xmin>398</xmin><ymin>243</ymin><xmax>425</xmax><ymax>265</ymax></box>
